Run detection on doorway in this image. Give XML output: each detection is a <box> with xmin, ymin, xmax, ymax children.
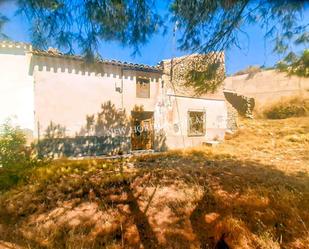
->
<box><xmin>131</xmin><ymin>111</ymin><xmax>154</xmax><ymax>150</ymax></box>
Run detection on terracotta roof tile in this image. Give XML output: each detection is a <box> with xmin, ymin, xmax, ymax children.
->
<box><xmin>0</xmin><ymin>40</ymin><xmax>162</xmax><ymax>72</ymax></box>
<box><xmin>31</xmin><ymin>48</ymin><xmax>162</xmax><ymax>72</ymax></box>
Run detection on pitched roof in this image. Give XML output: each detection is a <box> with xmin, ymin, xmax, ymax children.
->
<box><xmin>0</xmin><ymin>40</ymin><xmax>162</xmax><ymax>73</ymax></box>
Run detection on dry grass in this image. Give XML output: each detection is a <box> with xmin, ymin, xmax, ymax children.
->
<box><xmin>0</xmin><ymin>117</ymin><xmax>308</xmax><ymax>249</ymax></box>
<box><xmin>255</xmin><ymin>96</ymin><xmax>309</xmax><ymax>119</ymax></box>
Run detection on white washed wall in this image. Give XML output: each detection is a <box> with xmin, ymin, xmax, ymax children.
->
<box><xmin>163</xmin><ymin>95</ymin><xmax>227</xmax><ymax>149</ymax></box>
<box><xmin>32</xmin><ymin>56</ymin><xmax>162</xmax><ymax>137</ymax></box>
<box><xmin>0</xmin><ymin>46</ymin><xmax>34</xmax><ymax>133</ymax></box>
<box><xmin>0</xmin><ymin>47</ymin><xmax>228</xmax><ymax>150</ymax></box>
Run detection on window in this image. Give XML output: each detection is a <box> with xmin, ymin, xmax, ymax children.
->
<box><xmin>188</xmin><ymin>111</ymin><xmax>206</xmax><ymax>136</ymax></box>
<box><xmin>136</xmin><ymin>78</ymin><xmax>150</xmax><ymax>98</ymax></box>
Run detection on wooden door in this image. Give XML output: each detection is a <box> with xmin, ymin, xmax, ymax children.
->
<box><xmin>131</xmin><ymin>112</ymin><xmax>154</xmax><ymax>150</ymax></box>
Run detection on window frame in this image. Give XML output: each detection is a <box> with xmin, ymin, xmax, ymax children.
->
<box><xmin>136</xmin><ymin>77</ymin><xmax>150</xmax><ymax>98</ymax></box>
<box><xmin>187</xmin><ymin>110</ymin><xmax>206</xmax><ymax>137</ymax></box>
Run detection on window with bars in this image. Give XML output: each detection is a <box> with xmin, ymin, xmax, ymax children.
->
<box><xmin>188</xmin><ymin>111</ymin><xmax>206</xmax><ymax>136</ymax></box>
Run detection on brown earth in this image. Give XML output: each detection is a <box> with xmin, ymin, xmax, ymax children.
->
<box><xmin>0</xmin><ymin>117</ymin><xmax>308</xmax><ymax>249</ymax></box>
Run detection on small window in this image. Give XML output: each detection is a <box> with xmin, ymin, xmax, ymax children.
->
<box><xmin>136</xmin><ymin>78</ymin><xmax>150</xmax><ymax>98</ymax></box>
<box><xmin>188</xmin><ymin>111</ymin><xmax>206</xmax><ymax>136</ymax></box>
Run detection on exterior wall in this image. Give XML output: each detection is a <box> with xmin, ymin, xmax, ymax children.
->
<box><xmin>224</xmin><ymin>70</ymin><xmax>309</xmax><ymax>106</ymax></box>
<box><xmin>32</xmin><ymin>56</ymin><xmax>162</xmax><ymax>138</ymax></box>
<box><xmin>0</xmin><ymin>43</ymin><xmax>228</xmax><ymax>154</ymax></box>
<box><xmin>32</xmin><ymin>54</ymin><xmax>227</xmax><ymax>152</ymax></box>
<box><xmin>225</xmin><ymin>101</ymin><xmax>238</xmax><ymax>131</ymax></box>
<box><xmin>160</xmin><ymin>95</ymin><xmax>227</xmax><ymax>149</ymax></box>
<box><xmin>0</xmin><ymin>44</ymin><xmax>34</xmax><ymax>136</ymax></box>
<box><xmin>158</xmin><ymin>53</ymin><xmax>228</xmax><ymax>149</ymax></box>
<box><xmin>161</xmin><ymin>53</ymin><xmax>226</xmax><ymax>100</ymax></box>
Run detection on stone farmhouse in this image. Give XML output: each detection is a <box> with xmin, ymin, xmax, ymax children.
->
<box><xmin>0</xmin><ymin>41</ymin><xmax>229</xmax><ymax>156</ymax></box>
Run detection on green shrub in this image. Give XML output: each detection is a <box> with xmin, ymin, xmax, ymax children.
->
<box><xmin>276</xmin><ymin>50</ymin><xmax>309</xmax><ymax>78</ymax></box>
<box><xmin>0</xmin><ymin>121</ymin><xmax>38</xmax><ymax>191</ymax></box>
<box><xmin>0</xmin><ymin>122</ymin><xmax>27</xmax><ymax>168</ymax></box>
<box><xmin>263</xmin><ymin>97</ymin><xmax>309</xmax><ymax>119</ymax></box>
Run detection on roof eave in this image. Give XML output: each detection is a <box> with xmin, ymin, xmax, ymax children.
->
<box><xmin>30</xmin><ymin>50</ymin><xmax>162</xmax><ymax>73</ymax></box>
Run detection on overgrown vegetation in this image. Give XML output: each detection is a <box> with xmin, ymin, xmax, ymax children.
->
<box><xmin>233</xmin><ymin>65</ymin><xmax>263</xmax><ymax>76</ymax></box>
<box><xmin>0</xmin><ymin>117</ymin><xmax>308</xmax><ymax>249</ymax></box>
<box><xmin>276</xmin><ymin>50</ymin><xmax>309</xmax><ymax>77</ymax></box>
<box><xmin>263</xmin><ymin>96</ymin><xmax>309</xmax><ymax>119</ymax></box>
<box><xmin>0</xmin><ymin>121</ymin><xmax>44</xmax><ymax>191</ymax></box>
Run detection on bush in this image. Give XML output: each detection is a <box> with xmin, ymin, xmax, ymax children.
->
<box><xmin>276</xmin><ymin>50</ymin><xmax>309</xmax><ymax>78</ymax></box>
<box><xmin>0</xmin><ymin>122</ymin><xmax>27</xmax><ymax>167</ymax></box>
<box><xmin>0</xmin><ymin>121</ymin><xmax>38</xmax><ymax>191</ymax></box>
<box><xmin>263</xmin><ymin>97</ymin><xmax>309</xmax><ymax>119</ymax></box>
<box><xmin>233</xmin><ymin>65</ymin><xmax>262</xmax><ymax>76</ymax></box>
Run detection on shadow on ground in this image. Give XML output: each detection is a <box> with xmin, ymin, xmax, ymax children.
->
<box><xmin>0</xmin><ymin>151</ymin><xmax>308</xmax><ymax>249</ymax></box>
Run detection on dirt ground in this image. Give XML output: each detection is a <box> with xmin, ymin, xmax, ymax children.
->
<box><xmin>0</xmin><ymin>117</ymin><xmax>308</xmax><ymax>249</ymax></box>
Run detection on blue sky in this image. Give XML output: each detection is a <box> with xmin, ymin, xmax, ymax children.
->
<box><xmin>1</xmin><ymin>1</ymin><xmax>308</xmax><ymax>75</ymax></box>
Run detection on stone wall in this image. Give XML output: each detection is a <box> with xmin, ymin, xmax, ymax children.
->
<box><xmin>224</xmin><ymin>69</ymin><xmax>309</xmax><ymax>106</ymax></box>
<box><xmin>225</xmin><ymin>101</ymin><xmax>238</xmax><ymax>131</ymax></box>
<box><xmin>158</xmin><ymin>53</ymin><xmax>229</xmax><ymax>146</ymax></box>
<box><xmin>224</xmin><ymin>91</ymin><xmax>255</xmax><ymax>118</ymax></box>
<box><xmin>161</xmin><ymin>53</ymin><xmax>226</xmax><ymax>99</ymax></box>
